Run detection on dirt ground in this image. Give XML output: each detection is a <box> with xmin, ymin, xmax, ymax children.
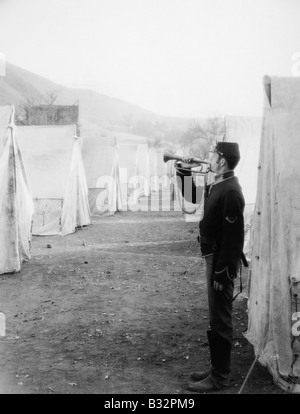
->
<box><xmin>0</xmin><ymin>206</ymin><xmax>285</xmax><ymax>395</ymax></box>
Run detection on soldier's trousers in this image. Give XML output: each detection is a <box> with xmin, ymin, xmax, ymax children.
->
<box><xmin>204</xmin><ymin>254</ymin><xmax>234</xmax><ymax>386</ymax></box>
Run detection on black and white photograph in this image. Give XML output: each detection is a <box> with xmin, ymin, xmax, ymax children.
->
<box><xmin>0</xmin><ymin>0</ymin><xmax>299</xmax><ymax>397</ymax></box>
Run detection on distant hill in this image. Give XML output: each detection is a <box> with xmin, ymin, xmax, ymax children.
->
<box><xmin>0</xmin><ymin>62</ymin><xmax>193</xmax><ymax>142</ymax></box>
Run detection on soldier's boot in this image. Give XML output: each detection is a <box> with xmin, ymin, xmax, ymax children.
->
<box><xmin>190</xmin><ymin>370</ymin><xmax>211</xmax><ymax>381</ymax></box>
<box><xmin>187</xmin><ymin>330</ymin><xmax>232</xmax><ymax>393</ymax></box>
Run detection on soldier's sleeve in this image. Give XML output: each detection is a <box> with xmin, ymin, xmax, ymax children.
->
<box><xmin>213</xmin><ymin>189</ymin><xmax>244</xmax><ymax>284</ymax></box>
<box><xmin>175</xmin><ymin>162</ymin><xmax>201</xmax><ymax>205</ymax></box>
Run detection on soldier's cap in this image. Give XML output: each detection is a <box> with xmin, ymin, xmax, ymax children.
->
<box><xmin>214</xmin><ymin>141</ymin><xmax>240</xmax><ymax>161</ymax></box>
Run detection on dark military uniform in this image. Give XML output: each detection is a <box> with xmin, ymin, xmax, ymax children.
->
<box><xmin>200</xmin><ymin>171</ymin><xmax>245</xmax><ymax>282</ymax></box>
<box><xmin>200</xmin><ymin>171</ymin><xmax>244</xmax><ymax>386</ymax></box>
<box><xmin>176</xmin><ymin>158</ymin><xmax>245</xmax><ymax>388</ymax></box>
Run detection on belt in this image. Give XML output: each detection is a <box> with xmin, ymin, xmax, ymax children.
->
<box><xmin>200</xmin><ymin>237</ymin><xmax>249</xmax><ymax>268</ymax></box>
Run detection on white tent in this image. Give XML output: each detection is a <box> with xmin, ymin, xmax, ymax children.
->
<box><xmin>133</xmin><ymin>144</ymin><xmax>151</xmax><ymax>199</ymax></box>
<box><xmin>114</xmin><ymin>135</ymin><xmax>152</xmax><ymax>206</ymax></box>
<box><xmin>82</xmin><ymin>134</ymin><xmax>156</xmax><ymax>213</ymax></box>
<box><xmin>82</xmin><ymin>136</ymin><xmax>123</xmax><ymax>215</ymax></box>
<box><xmin>154</xmin><ymin>148</ymin><xmax>169</xmax><ymax>189</ymax></box>
<box><xmin>0</xmin><ymin>112</ymin><xmax>33</xmax><ymax>274</ymax></box>
<box><xmin>148</xmin><ymin>148</ymin><xmax>169</xmax><ymax>193</ymax></box>
<box><xmin>148</xmin><ymin>148</ymin><xmax>159</xmax><ymax>193</ymax></box>
<box><xmin>118</xmin><ymin>142</ymin><xmax>141</xmax><ymax>209</ymax></box>
<box><xmin>0</xmin><ymin>106</ymin><xmax>12</xmax><ymax>125</ymax></box>
<box><xmin>106</xmin><ymin>144</ymin><xmax>123</xmax><ymax>213</ymax></box>
<box><xmin>16</xmin><ymin>125</ymin><xmax>91</xmax><ymax>236</ymax></box>
<box><xmin>245</xmin><ymin>76</ymin><xmax>300</xmax><ymax>393</ymax></box>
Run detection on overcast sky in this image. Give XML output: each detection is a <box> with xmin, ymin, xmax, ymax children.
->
<box><xmin>0</xmin><ymin>0</ymin><xmax>300</xmax><ymax>118</ymax></box>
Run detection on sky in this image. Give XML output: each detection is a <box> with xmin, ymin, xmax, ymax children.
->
<box><xmin>0</xmin><ymin>0</ymin><xmax>300</xmax><ymax>118</ymax></box>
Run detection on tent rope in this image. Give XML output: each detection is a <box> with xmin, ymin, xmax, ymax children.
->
<box><xmin>238</xmin><ymin>354</ymin><xmax>259</xmax><ymax>394</ymax></box>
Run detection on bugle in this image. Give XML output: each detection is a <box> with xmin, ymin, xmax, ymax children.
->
<box><xmin>163</xmin><ymin>151</ymin><xmax>211</xmax><ymax>173</ymax></box>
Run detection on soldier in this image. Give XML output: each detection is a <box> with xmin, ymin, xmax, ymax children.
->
<box><xmin>176</xmin><ymin>142</ymin><xmax>245</xmax><ymax>393</ymax></box>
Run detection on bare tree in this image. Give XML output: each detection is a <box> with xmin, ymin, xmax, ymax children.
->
<box><xmin>147</xmin><ymin>132</ymin><xmax>162</xmax><ymax>149</ymax></box>
<box><xmin>180</xmin><ymin>116</ymin><xmax>225</xmax><ymax>159</ymax></box>
<box><xmin>25</xmin><ymin>90</ymin><xmax>59</xmax><ymax>106</ymax></box>
<box><xmin>15</xmin><ymin>90</ymin><xmax>60</xmax><ymax>125</ymax></box>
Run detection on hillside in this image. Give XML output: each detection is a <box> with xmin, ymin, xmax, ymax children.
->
<box><xmin>0</xmin><ymin>62</ymin><xmax>192</xmax><ymax>140</ymax></box>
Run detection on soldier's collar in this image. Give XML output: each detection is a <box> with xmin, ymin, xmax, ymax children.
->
<box><xmin>214</xmin><ymin>170</ymin><xmax>235</xmax><ymax>184</ymax></box>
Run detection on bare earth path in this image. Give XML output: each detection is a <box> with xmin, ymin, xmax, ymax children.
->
<box><xmin>0</xmin><ymin>210</ymin><xmax>284</xmax><ymax>394</ymax></box>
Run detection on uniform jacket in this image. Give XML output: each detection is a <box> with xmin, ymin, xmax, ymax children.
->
<box><xmin>176</xmin><ymin>167</ymin><xmax>245</xmax><ymax>284</ymax></box>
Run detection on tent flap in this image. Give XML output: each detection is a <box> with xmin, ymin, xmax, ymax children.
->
<box><xmin>0</xmin><ymin>124</ymin><xmax>33</xmax><ymax>274</ymax></box>
<box><xmin>245</xmin><ymin>77</ymin><xmax>300</xmax><ymax>393</ymax></box>
<box><xmin>17</xmin><ymin>126</ymin><xmax>91</xmax><ymax>236</ymax></box>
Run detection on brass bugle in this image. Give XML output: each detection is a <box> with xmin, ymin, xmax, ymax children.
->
<box><xmin>163</xmin><ymin>151</ymin><xmax>211</xmax><ymax>171</ymax></box>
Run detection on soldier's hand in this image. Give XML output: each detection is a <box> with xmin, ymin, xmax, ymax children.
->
<box><xmin>182</xmin><ymin>157</ymin><xmax>192</xmax><ymax>163</ymax></box>
<box><xmin>213</xmin><ymin>281</ymin><xmax>224</xmax><ymax>291</ymax></box>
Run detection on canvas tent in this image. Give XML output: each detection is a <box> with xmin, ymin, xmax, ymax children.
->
<box><xmin>117</xmin><ymin>142</ymin><xmax>138</xmax><ymax>209</ymax></box>
<box><xmin>82</xmin><ymin>133</ymin><xmax>160</xmax><ymax>213</ymax></box>
<box><xmin>148</xmin><ymin>148</ymin><xmax>169</xmax><ymax>193</ymax></box>
<box><xmin>118</xmin><ymin>142</ymin><xmax>155</xmax><ymax>209</ymax></box>
<box><xmin>148</xmin><ymin>148</ymin><xmax>159</xmax><ymax>192</ymax></box>
<box><xmin>82</xmin><ymin>136</ymin><xmax>123</xmax><ymax>215</ymax></box>
<box><xmin>0</xmin><ymin>112</ymin><xmax>33</xmax><ymax>274</ymax></box>
<box><xmin>111</xmin><ymin>141</ymin><xmax>151</xmax><ymax>206</ymax></box>
<box><xmin>245</xmin><ymin>76</ymin><xmax>300</xmax><ymax>393</ymax></box>
<box><xmin>0</xmin><ymin>105</ymin><xmax>12</xmax><ymax>125</ymax></box>
<box><xmin>133</xmin><ymin>144</ymin><xmax>151</xmax><ymax>199</ymax></box>
<box><xmin>16</xmin><ymin>125</ymin><xmax>91</xmax><ymax>236</ymax></box>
